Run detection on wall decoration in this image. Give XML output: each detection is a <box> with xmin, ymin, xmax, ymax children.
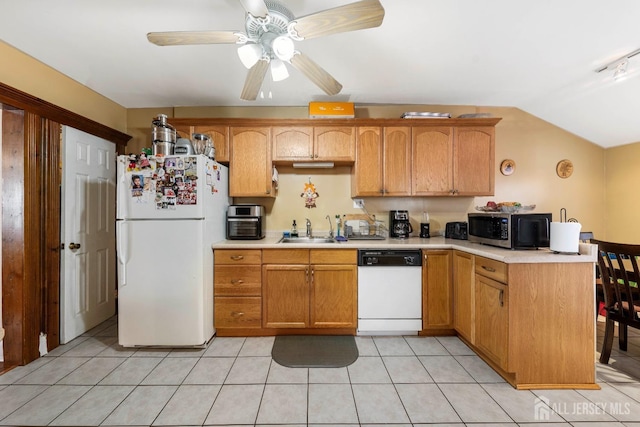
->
<box><xmin>556</xmin><ymin>159</ymin><xmax>574</xmax><ymax>178</ymax></box>
<box><xmin>301</xmin><ymin>177</ymin><xmax>319</xmax><ymax>209</ymax></box>
<box><xmin>500</xmin><ymin>159</ymin><xmax>516</xmax><ymax>176</ymax></box>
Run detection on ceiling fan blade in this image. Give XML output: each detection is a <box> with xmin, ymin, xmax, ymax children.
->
<box><xmin>241</xmin><ymin>58</ymin><xmax>269</xmax><ymax>100</ymax></box>
<box><xmin>290</xmin><ymin>52</ymin><xmax>343</xmax><ymax>96</ymax></box>
<box><xmin>290</xmin><ymin>0</ymin><xmax>384</xmax><ymax>40</ymax></box>
<box><xmin>147</xmin><ymin>31</ymin><xmax>242</xmax><ymax>46</ymax></box>
<box><xmin>239</xmin><ymin>0</ymin><xmax>269</xmax><ymax>19</ymax></box>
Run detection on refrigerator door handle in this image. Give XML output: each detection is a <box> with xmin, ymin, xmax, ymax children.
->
<box><xmin>116</xmin><ymin>221</ymin><xmax>128</xmax><ymax>287</ymax></box>
<box><xmin>117</xmin><ymin>157</ymin><xmax>130</xmax><ymax>220</ymax></box>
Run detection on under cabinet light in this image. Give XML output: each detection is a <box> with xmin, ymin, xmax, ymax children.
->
<box><xmin>292</xmin><ymin>162</ymin><xmax>334</xmax><ymax>168</ymax></box>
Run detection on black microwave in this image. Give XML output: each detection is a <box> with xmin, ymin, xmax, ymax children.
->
<box><xmin>467</xmin><ymin>212</ymin><xmax>552</xmax><ymax>249</ymax></box>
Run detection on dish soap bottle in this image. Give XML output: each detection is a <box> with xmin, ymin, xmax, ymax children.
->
<box><xmin>291</xmin><ymin>220</ymin><xmax>299</xmax><ymax>237</ymax></box>
<box><xmin>335</xmin><ymin>215</ymin><xmax>342</xmax><ymax>237</ymax></box>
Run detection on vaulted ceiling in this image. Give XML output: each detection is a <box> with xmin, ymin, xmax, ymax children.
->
<box><xmin>1</xmin><ymin>0</ymin><xmax>639</xmax><ymax>148</ymax></box>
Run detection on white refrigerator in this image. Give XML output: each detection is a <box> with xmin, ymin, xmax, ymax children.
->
<box><xmin>116</xmin><ymin>154</ymin><xmax>229</xmax><ymax>347</ymax></box>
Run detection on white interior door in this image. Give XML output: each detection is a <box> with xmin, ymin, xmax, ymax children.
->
<box><xmin>61</xmin><ymin>126</ymin><xmax>116</xmax><ymax>343</ymax></box>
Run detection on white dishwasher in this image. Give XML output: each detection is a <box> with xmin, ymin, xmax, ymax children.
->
<box><xmin>357</xmin><ymin>249</ymin><xmax>423</xmax><ymax>335</ymax></box>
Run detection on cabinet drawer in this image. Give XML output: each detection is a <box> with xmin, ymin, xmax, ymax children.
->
<box><xmin>310</xmin><ymin>249</ymin><xmax>357</xmax><ymax>264</ymax></box>
<box><xmin>475</xmin><ymin>256</ymin><xmax>508</xmax><ymax>284</ymax></box>
<box><xmin>215</xmin><ymin>249</ymin><xmax>262</xmax><ymax>265</ymax></box>
<box><xmin>263</xmin><ymin>249</ymin><xmax>309</xmax><ymax>264</ymax></box>
<box><xmin>214</xmin><ymin>266</ymin><xmax>262</xmax><ymax>296</ymax></box>
<box><xmin>215</xmin><ymin>297</ymin><xmax>262</xmax><ymax>328</ymax></box>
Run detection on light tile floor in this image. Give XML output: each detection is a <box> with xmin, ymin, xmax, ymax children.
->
<box><xmin>0</xmin><ymin>317</ymin><xmax>639</xmax><ymax>426</ymax></box>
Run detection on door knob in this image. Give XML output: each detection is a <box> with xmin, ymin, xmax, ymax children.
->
<box><xmin>69</xmin><ymin>242</ymin><xmax>81</xmax><ymax>250</ymax></box>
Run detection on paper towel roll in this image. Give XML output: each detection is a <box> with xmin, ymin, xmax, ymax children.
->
<box><xmin>550</xmin><ymin>222</ymin><xmax>582</xmax><ymax>253</ymax></box>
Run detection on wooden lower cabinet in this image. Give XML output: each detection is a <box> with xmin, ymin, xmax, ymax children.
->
<box><xmin>421</xmin><ymin>249</ymin><xmax>453</xmax><ymax>332</ymax></box>
<box><xmin>452</xmin><ymin>250</ymin><xmax>475</xmax><ymax>343</ymax></box>
<box><xmin>310</xmin><ymin>264</ymin><xmax>357</xmax><ymax>328</ymax></box>
<box><xmin>262</xmin><ymin>249</ymin><xmax>357</xmax><ymax>329</ymax></box>
<box><xmin>214</xmin><ymin>250</ymin><xmax>262</xmax><ymax>330</ymax></box>
<box><xmin>474</xmin><ymin>273</ymin><xmax>508</xmax><ymax>370</ymax></box>
<box><xmin>263</xmin><ymin>264</ymin><xmax>309</xmax><ymax>328</ymax></box>
<box><xmin>453</xmin><ymin>254</ymin><xmax>596</xmax><ymax>389</ymax></box>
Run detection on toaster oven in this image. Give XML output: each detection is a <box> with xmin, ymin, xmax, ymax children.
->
<box><xmin>226</xmin><ymin>205</ymin><xmax>265</xmax><ymax>240</ymax></box>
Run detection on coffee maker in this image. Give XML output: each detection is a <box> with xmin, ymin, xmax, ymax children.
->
<box><xmin>389</xmin><ymin>210</ymin><xmax>413</xmax><ymax>238</ymax></box>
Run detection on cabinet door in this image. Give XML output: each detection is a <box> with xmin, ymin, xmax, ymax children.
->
<box><xmin>412</xmin><ymin>127</ymin><xmax>453</xmax><ymax>195</ymax></box>
<box><xmin>194</xmin><ymin>125</ymin><xmax>230</xmax><ymax>163</ymax></box>
<box><xmin>272</xmin><ymin>126</ymin><xmax>313</xmax><ymax>161</ymax></box>
<box><xmin>475</xmin><ymin>274</ymin><xmax>508</xmax><ymax>369</ymax></box>
<box><xmin>383</xmin><ymin>126</ymin><xmax>412</xmax><ymax>196</ymax></box>
<box><xmin>422</xmin><ymin>250</ymin><xmax>453</xmax><ymax>331</ymax></box>
<box><xmin>262</xmin><ymin>265</ymin><xmax>309</xmax><ymax>328</ymax></box>
<box><xmin>310</xmin><ymin>264</ymin><xmax>357</xmax><ymax>328</ymax></box>
<box><xmin>453</xmin><ymin>250</ymin><xmax>475</xmax><ymax>343</ymax></box>
<box><xmin>229</xmin><ymin>127</ymin><xmax>273</xmax><ymax>197</ymax></box>
<box><xmin>454</xmin><ymin>127</ymin><xmax>494</xmax><ymax>196</ymax></box>
<box><xmin>174</xmin><ymin>125</ymin><xmax>193</xmax><ymax>141</ymax></box>
<box><xmin>313</xmin><ymin>126</ymin><xmax>355</xmax><ymax>162</ymax></box>
<box><xmin>352</xmin><ymin>127</ymin><xmax>383</xmax><ymax>197</ymax></box>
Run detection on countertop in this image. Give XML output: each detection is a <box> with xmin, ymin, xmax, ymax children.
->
<box><xmin>212</xmin><ymin>235</ymin><xmax>596</xmax><ymax>264</ymax></box>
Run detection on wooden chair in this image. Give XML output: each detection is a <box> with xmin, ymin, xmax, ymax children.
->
<box><xmin>581</xmin><ymin>233</ymin><xmax>606</xmax><ymax>315</ymax></box>
<box><xmin>591</xmin><ymin>239</ymin><xmax>640</xmax><ymax>364</ymax></box>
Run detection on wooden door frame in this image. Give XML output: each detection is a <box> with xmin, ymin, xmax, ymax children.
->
<box><xmin>1</xmin><ymin>82</ymin><xmax>130</xmax><ymax>367</ymax></box>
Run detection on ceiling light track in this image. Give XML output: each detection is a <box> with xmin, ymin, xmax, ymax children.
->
<box><xmin>595</xmin><ymin>48</ymin><xmax>640</xmax><ymax>73</ymax></box>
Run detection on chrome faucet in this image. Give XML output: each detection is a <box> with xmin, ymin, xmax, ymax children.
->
<box><xmin>326</xmin><ymin>215</ymin><xmax>334</xmax><ymax>238</ymax></box>
<box><xmin>306</xmin><ymin>218</ymin><xmax>312</xmax><ymax>237</ymax></box>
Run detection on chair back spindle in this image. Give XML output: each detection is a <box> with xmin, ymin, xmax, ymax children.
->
<box><xmin>592</xmin><ymin>239</ymin><xmax>640</xmax><ymax>363</ymax></box>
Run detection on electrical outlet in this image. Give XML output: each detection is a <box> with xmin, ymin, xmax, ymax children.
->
<box><xmin>353</xmin><ymin>199</ymin><xmax>364</xmax><ymax>209</ymax></box>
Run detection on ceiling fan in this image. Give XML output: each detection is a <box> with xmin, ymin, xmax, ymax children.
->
<box><xmin>147</xmin><ymin>0</ymin><xmax>385</xmax><ymax>101</ymax></box>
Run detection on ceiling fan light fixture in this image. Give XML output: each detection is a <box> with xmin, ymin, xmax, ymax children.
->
<box><xmin>270</xmin><ymin>59</ymin><xmax>289</xmax><ymax>81</ymax></box>
<box><xmin>272</xmin><ymin>35</ymin><xmax>295</xmax><ymax>61</ymax></box>
<box><xmin>613</xmin><ymin>60</ymin><xmax>628</xmax><ymax>81</ymax></box>
<box><xmin>238</xmin><ymin>43</ymin><xmax>263</xmax><ymax>69</ymax></box>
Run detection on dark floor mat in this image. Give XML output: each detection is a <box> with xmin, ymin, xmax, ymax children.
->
<box><xmin>271</xmin><ymin>335</ymin><xmax>359</xmax><ymax>368</ymax></box>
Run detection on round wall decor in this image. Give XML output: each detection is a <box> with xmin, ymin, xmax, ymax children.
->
<box><xmin>556</xmin><ymin>159</ymin><xmax>574</xmax><ymax>178</ymax></box>
<box><xmin>500</xmin><ymin>159</ymin><xmax>516</xmax><ymax>176</ymax></box>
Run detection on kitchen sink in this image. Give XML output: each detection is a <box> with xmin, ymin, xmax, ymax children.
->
<box><xmin>279</xmin><ymin>236</ymin><xmax>336</xmax><ymax>244</ymax></box>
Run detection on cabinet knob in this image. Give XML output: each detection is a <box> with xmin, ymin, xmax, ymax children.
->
<box><xmin>230</xmin><ymin>279</ymin><xmax>244</xmax><ymax>285</ymax></box>
<box><xmin>231</xmin><ymin>311</ymin><xmax>245</xmax><ymax>317</ymax></box>
<box><xmin>482</xmin><ymin>265</ymin><xmax>496</xmax><ymax>273</ymax></box>
<box><xmin>499</xmin><ymin>290</ymin><xmax>504</xmax><ymax>307</ymax></box>
<box><xmin>230</xmin><ymin>255</ymin><xmax>244</xmax><ymax>261</ymax></box>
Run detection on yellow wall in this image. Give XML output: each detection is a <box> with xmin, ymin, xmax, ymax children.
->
<box><xmin>127</xmin><ymin>105</ymin><xmax>606</xmax><ymax>237</ymax></box>
<box><xmin>605</xmin><ymin>142</ymin><xmax>640</xmax><ymax>243</ymax></box>
<box><xmin>0</xmin><ymin>41</ymin><xmax>127</xmax><ymax>132</ymax></box>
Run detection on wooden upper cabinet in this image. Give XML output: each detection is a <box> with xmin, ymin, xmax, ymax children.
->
<box><xmin>165</xmin><ymin>124</ymin><xmax>230</xmax><ymax>163</ymax></box>
<box><xmin>174</xmin><ymin>125</ymin><xmax>192</xmax><ymax>141</ymax></box>
<box><xmin>412</xmin><ymin>126</ymin><xmax>495</xmax><ymax>196</ymax></box>
<box><xmin>454</xmin><ymin>127</ymin><xmax>495</xmax><ymax>196</ymax></box>
<box><xmin>352</xmin><ymin>127</ymin><xmax>383</xmax><ymax>196</ymax></box>
<box><xmin>352</xmin><ymin>126</ymin><xmax>411</xmax><ymax>197</ymax></box>
<box><xmin>272</xmin><ymin>126</ymin><xmax>313</xmax><ymax>161</ymax></box>
<box><xmin>412</xmin><ymin>127</ymin><xmax>453</xmax><ymax>195</ymax></box>
<box><xmin>194</xmin><ymin>125</ymin><xmax>230</xmax><ymax>163</ymax></box>
<box><xmin>313</xmin><ymin>126</ymin><xmax>355</xmax><ymax>162</ymax></box>
<box><xmin>383</xmin><ymin>127</ymin><xmax>412</xmax><ymax>196</ymax></box>
<box><xmin>229</xmin><ymin>127</ymin><xmax>274</xmax><ymax>197</ymax></box>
